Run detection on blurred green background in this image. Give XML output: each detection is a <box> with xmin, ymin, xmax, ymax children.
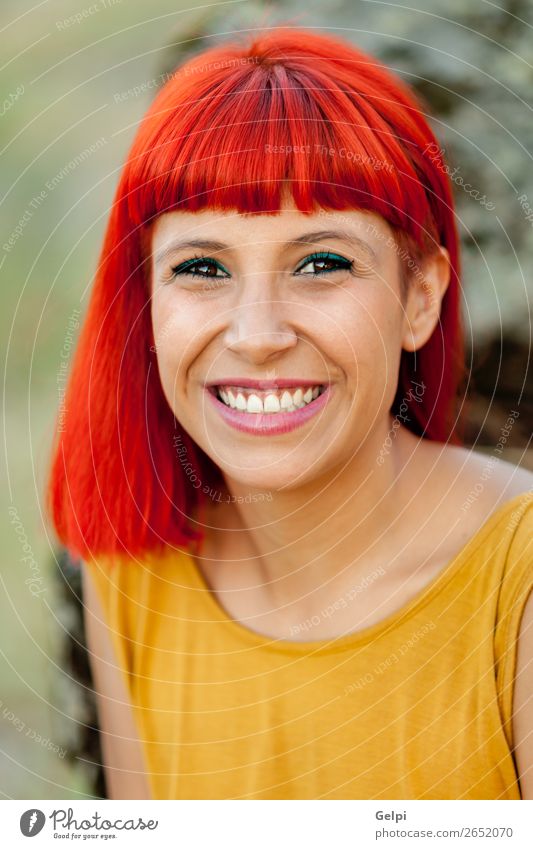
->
<box><xmin>1</xmin><ymin>0</ymin><xmax>532</xmax><ymax>798</ymax></box>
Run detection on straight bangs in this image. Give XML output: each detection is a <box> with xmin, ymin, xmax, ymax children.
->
<box><xmin>124</xmin><ymin>39</ymin><xmax>444</xmax><ymax>255</ymax></box>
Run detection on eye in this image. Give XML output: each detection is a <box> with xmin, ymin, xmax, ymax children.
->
<box><xmin>294</xmin><ymin>251</ymin><xmax>355</xmax><ymax>277</ymax></box>
<box><xmin>169</xmin><ymin>255</ymin><xmax>230</xmax><ymax>280</ymax></box>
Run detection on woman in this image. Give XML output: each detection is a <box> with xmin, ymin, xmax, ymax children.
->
<box><xmin>47</xmin><ymin>28</ymin><xmax>533</xmax><ymax>800</ymax></box>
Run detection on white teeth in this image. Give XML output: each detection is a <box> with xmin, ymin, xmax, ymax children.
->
<box><xmin>293</xmin><ymin>388</ymin><xmax>304</xmax><ymax>408</ymax></box>
<box><xmin>280</xmin><ymin>391</ymin><xmax>293</xmax><ymax>410</ymax></box>
<box><xmin>216</xmin><ymin>384</ymin><xmax>325</xmax><ymax>414</ymax></box>
<box><xmin>246</xmin><ymin>394</ymin><xmax>263</xmax><ymax>413</ymax></box>
<box><xmin>263</xmin><ymin>393</ymin><xmax>281</xmax><ymax>413</ymax></box>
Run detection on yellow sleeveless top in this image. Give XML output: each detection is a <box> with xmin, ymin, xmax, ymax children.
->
<box><xmin>85</xmin><ymin>492</ymin><xmax>533</xmax><ymax>800</ymax></box>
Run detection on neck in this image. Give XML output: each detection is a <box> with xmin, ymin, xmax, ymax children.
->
<box><xmin>206</xmin><ymin>416</ymin><xmax>420</xmax><ymax>604</ymax></box>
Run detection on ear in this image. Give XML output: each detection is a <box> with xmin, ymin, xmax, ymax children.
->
<box><xmin>401</xmin><ymin>246</ymin><xmax>451</xmax><ymax>352</ymax></box>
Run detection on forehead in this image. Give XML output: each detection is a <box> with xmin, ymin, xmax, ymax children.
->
<box><xmin>150</xmin><ymin>200</ymin><xmax>394</xmax><ymax>250</ymax></box>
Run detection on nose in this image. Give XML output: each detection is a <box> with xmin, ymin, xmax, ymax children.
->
<box><xmin>224</xmin><ymin>288</ymin><xmax>298</xmax><ymax>365</ymax></box>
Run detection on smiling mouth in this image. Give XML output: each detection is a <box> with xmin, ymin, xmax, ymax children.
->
<box><xmin>208</xmin><ymin>384</ymin><xmax>327</xmax><ymax>414</ymax></box>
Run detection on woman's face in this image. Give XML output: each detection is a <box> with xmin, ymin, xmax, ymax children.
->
<box><xmin>149</xmin><ymin>198</ymin><xmax>438</xmax><ymax>491</ymax></box>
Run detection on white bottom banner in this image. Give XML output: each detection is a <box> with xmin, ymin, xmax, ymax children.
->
<box><xmin>2</xmin><ymin>799</ymin><xmax>532</xmax><ymax>848</ymax></box>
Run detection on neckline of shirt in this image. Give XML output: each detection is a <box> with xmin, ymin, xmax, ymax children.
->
<box><xmin>170</xmin><ymin>491</ymin><xmax>531</xmax><ymax>655</ymax></box>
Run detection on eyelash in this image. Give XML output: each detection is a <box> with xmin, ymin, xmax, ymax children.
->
<box><xmin>169</xmin><ymin>254</ymin><xmax>229</xmax><ymax>280</ymax></box>
<box><xmin>295</xmin><ymin>251</ymin><xmax>355</xmax><ymax>277</ymax></box>
<box><xmin>168</xmin><ymin>251</ymin><xmax>356</xmax><ymax>281</ymax></box>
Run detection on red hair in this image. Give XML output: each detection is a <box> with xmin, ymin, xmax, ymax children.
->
<box><xmin>48</xmin><ymin>27</ymin><xmax>467</xmax><ymax>561</ymax></box>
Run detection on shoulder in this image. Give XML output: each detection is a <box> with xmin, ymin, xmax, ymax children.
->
<box><xmin>397</xmin><ymin>432</ymin><xmax>533</xmax><ymax>566</ymax></box>
<box><xmin>80</xmin><ymin>548</ymin><xmax>174</xmax><ymax>595</ymax></box>
<box><xmin>447</xmin><ymin>448</ymin><xmax>533</xmax><ymax>797</ymax></box>
<box><xmin>80</xmin><ymin>547</ymin><xmax>193</xmax><ymax>626</ymax></box>
<box><xmin>447</xmin><ymin>443</ymin><xmax>533</xmax><ymax>496</ymax></box>
<box><xmin>388</xmin><ymin>432</ymin><xmax>533</xmax><ymax>611</ymax></box>
<box><xmin>414</xmin><ymin>438</ymin><xmax>533</xmax><ymax>516</ymax></box>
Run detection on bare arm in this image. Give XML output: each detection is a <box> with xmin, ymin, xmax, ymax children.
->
<box><xmin>81</xmin><ymin>563</ymin><xmax>152</xmax><ymax>799</ymax></box>
<box><xmin>513</xmin><ymin>589</ymin><xmax>533</xmax><ymax>799</ymax></box>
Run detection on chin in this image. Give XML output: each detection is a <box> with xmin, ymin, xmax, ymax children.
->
<box><xmin>208</xmin><ymin>445</ymin><xmax>341</xmax><ymax>496</ymax></box>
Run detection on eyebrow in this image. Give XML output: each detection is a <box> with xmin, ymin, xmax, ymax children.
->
<box><xmin>153</xmin><ymin>229</ymin><xmax>378</xmax><ymax>266</ymax></box>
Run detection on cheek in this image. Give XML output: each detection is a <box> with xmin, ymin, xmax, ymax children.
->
<box><xmin>151</xmin><ymin>288</ymin><xmax>189</xmax><ymax>348</ymax></box>
<box><xmin>151</xmin><ymin>297</ymin><xmax>190</xmax><ymax>403</ymax></box>
<box><xmin>324</xmin><ymin>288</ymin><xmax>404</xmax><ymax>384</ymax></box>
<box><xmin>151</xmin><ymin>294</ymin><xmax>220</xmax><ymax>413</ymax></box>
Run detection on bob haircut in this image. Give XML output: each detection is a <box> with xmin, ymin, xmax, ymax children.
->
<box><xmin>48</xmin><ymin>27</ymin><xmax>467</xmax><ymax>562</ymax></box>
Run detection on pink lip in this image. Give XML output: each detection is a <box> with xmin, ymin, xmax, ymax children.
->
<box><xmin>205</xmin><ymin>385</ymin><xmax>332</xmax><ymax>435</ymax></box>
